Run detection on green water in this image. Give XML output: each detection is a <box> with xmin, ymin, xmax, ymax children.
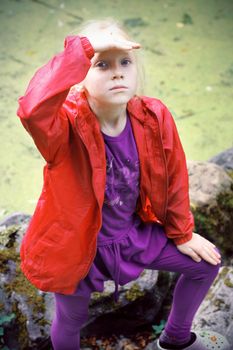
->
<box><xmin>0</xmin><ymin>0</ymin><xmax>232</xmax><ymax>218</ymax></box>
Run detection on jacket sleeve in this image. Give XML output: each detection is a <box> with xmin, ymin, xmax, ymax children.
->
<box><xmin>162</xmin><ymin>104</ymin><xmax>195</xmax><ymax>245</ymax></box>
<box><xmin>16</xmin><ymin>36</ymin><xmax>95</xmax><ymax>164</ymax></box>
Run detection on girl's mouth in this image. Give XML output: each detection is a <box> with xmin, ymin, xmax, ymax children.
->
<box><xmin>110</xmin><ymin>86</ymin><xmax>128</xmax><ymax>90</ymax></box>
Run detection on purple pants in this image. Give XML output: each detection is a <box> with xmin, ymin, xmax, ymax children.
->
<box><xmin>50</xmin><ymin>227</ymin><xmax>221</xmax><ymax>350</ymax></box>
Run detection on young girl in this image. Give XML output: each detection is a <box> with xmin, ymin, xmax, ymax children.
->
<box><xmin>17</xmin><ymin>18</ymin><xmax>228</xmax><ymax>350</ymax></box>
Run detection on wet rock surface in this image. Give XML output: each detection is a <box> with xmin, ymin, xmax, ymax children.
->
<box><xmin>0</xmin><ymin>216</ymin><xmax>177</xmax><ymax>349</ymax></box>
<box><xmin>192</xmin><ymin>266</ymin><xmax>233</xmax><ymax>346</ymax></box>
<box><xmin>1</xmin><ymin>0</ymin><xmax>233</xmax><ymax>346</ymax></box>
<box><xmin>187</xmin><ymin>160</ymin><xmax>232</xmax><ymax>207</ymax></box>
<box><xmin>209</xmin><ymin>147</ymin><xmax>233</xmax><ymax>171</ymax></box>
<box><xmin>187</xmin><ymin>160</ymin><xmax>233</xmax><ymax>260</ymax></box>
<box><xmin>1</xmin><ymin>158</ymin><xmax>233</xmax><ymax>349</ymax></box>
<box><xmin>82</xmin><ymin>269</ymin><xmax>176</xmax><ymax>338</ymax></box>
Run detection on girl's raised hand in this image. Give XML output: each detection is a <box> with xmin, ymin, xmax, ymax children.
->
<box><xmin>176</xmin><ymin>232</ymin><xmax>222</xmax><ymax>265</ymax></box>
<box><xmin>83</xmin><ymin>31</ymin><xmax>141</xmax><ymax>53</ymax></box>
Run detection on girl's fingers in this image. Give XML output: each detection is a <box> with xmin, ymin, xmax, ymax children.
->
<box><xmin>89</xmin><ymin>33</ymin><xmax>141</xmax><ymax>52</ymax></box>
<box><xmin>179</xmin><ymin>233</ymin><xmax>221</xmax><ymax>266</ymax></box>
<box><xmin>200</xmin><ymin>238</ymin><xmax>221</xmax><ymax>258</ymax></box>
<box><xmin>185</xmin><ymin>247</ymin><xmax>201</xmax><ymax>262</ymax></box>
<box><xmin>213</xmin><ymin>248</ymin><xmax>221</xmax><ymax>258</ymax></box>
<box><xmin>127</xmin><ymin>41</ymin><xmax>141</xmax><ymax>47</ymax></box>
<box><xmin>114</xmin><ymin>45</ymin><xmax>140</xmax><ymax>51</ymax></box>
<box><xmin>206</xmin><ymin>254</ymin><xmax>221</xmax><ymax>265</ymax></box>
<box><xmin>205</xmin><ymin>245</ymin><xmax>221</xmax><ymax>260</ymax></box>
<box><xmin>202</xmin><ymin>237</ymin><xmax>216</xmax><ymax>248</ymax></box>
<box><xmin>189</xmin><ymin>250</ymin><xmax>202</xmax><ymax>263</ymax></box>
<box><xmin>200</xmin><ymin>246</ymin><xmax>221</xmax><ymax>265</ymax></box>
<box><xmin>186</xmin><ymin>245</ymin><xmax>221</xmax><ymax>265</ymax></box>
<box><xmin>200</xmin><ymin>236</ymin><xmax>217</xmax><ymax>250</ymax></box>
<box><xmin>113</xmin><ymin>39</ymin><xmax>141</xmax><ymax>50</ymax></box>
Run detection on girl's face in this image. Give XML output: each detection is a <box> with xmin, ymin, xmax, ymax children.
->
<box><xmin>82</xmin><ymin>47</ymin><xmax>138</xmax><ymax>107</ymax></box>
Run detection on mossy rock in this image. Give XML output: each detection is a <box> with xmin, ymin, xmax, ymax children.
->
<box><xmin>193</xmin><ymin>182</ymin><xmax>233</xmax><ymax>257</ymax></box>
<box><xmin>0</xmin><ymin>224</ymin><xmax>50</xmax><ymax>349</ymax></box>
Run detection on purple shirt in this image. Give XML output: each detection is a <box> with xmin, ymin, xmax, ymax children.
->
<box><xmin>97</xmin><ymin>111</ymin><xmax>140</xmax><ymax>245</ymax></box>
<box><xmin>73</xmin><ymin>111</ymin><xmax>168</xmax><ymax>302</ymax></box>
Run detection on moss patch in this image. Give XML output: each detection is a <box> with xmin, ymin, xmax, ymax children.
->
<box><xmin>11</xmin><ymin>300</ymin><xmax>29</xmax><ymax>349</ymax></box>
<box><xmin>0</xmin><ymin>224</ymin><xmax>20</xmax><ymax>246</ymax></box>
<box><xmin>224</xmin><ymin>277</ymin><xmax>233</xmax><ymax>288</ymax></box>
<box><xmin>1</xmin><ymin>225</ymin><xmax>49</xmax><ymax>346</ymax></box>
<box><xmin>125</xmin><ymin>283</ymin><xmax>145</xmax><ymax>302</ymax></box>
<box><xmin>192</xmin><ymin>182</ymin><xmax>233</xmax><ymax>256</ymax></box>
<box><xmin>226</xmin><ymin>170</ymin><xmax>233</xmax><ymax>181</ymax></box>
<box><xmin>91</xmin><ymin>291</ymin><xmax>111</xmax><ymax>301</ymax></box>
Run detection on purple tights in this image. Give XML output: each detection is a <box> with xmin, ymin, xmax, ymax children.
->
<box><xmin>50</xmin><ymin>239</ymin><xmax>221</xmax><ymax>349</ymax></box>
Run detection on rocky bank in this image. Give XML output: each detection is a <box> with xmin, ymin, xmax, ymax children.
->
<box><xmin>0</xmin><ymin>148</ymin><xmax>233</xmax><ymax>349</ymax></box>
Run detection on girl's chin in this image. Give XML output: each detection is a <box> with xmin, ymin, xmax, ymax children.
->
<box><xmin>87</xmin><ymin>92</ymin><xmax>134</xmax><ymax>107</ymax></box>
<box><xmin>101</xmin><ymin>94</ymin><xmax>133</xmax><ymax>105</ymax></box>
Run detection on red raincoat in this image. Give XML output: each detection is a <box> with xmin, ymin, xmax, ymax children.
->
<box><xmin>17</xmin><ymin>35</ymin><xmax>194</xmax><ymax>295</ymax></box>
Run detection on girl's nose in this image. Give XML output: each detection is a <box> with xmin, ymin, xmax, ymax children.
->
<box><xmin>112</xmin><ymin>72</ymin><xmax>124</xmax><ymax>79</ymax></box>
<box><xmin>111</xmin><ymin>66</ymin><xmax>124</xmax><ymax>79</ymax></box>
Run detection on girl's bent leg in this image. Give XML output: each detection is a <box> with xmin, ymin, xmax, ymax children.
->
<box><xmin>50</xmin><ymin>249</ymin><xmax>109</xmax><ymax>350</ymax></box>
<box><xmin>51</xmin><ymin>292</ymin><xmax>91</xmax><ymax>350</ymax></box>
<box><xmin>147</xmin><ymin>238</ymin><xmax>221</xmax><ymax>344</ymax></box>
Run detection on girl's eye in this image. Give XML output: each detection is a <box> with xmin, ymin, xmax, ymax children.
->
<box><xmin>121</xmin><ymin>58</ymin><xmax>131</xmax><ymax>65</ymax></box>
<box><xmin>95</xmin><ymin>58</ymin><xmax>132</xmax><ymax>69</ymax></box>
<box><xmin>96</xmin><ymin>61</ymin><xmax>108</xmax><ymax>69</ymax></box>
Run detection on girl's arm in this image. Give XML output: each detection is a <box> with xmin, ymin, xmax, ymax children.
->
<box><xmin>17</xmin><ymin>36</ymin><xmax>94</xmax><ymax>164</ymax></box>
<box><xmin>162</xmin><ymin>104</ymin><xmax>195</xmax><ymax>245</ymax></box>
<box><xmin>162</xmin><ymin>105</ymin><xmax>221</xmax><ymax>265</ymax></box>
<box><xmin>17</xmin><ymin>33</ymin><xmax>140</xmax><ymax>165</ymax></box>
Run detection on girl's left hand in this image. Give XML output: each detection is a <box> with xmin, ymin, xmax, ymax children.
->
<box><xmin>176</xmin><ymin>232</ymin><xmax>221</xmax><ymax>265</ymax></box>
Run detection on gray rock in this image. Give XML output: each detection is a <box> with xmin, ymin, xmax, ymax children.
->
<box><xmin>192</xmin><ymin>266</ymin><xmax>233</xmax><ymax>346</ymax></box>
<box><xmin>145</xmin><ymin>265</ymin><xmax>233</xmax><ymax>349</ymax></box>
<box><xmin>145</xmin><ymin>339</ymin><xmax>159</xmax><ymax>350</ymax></box>
<box><xmin>81</xmin><ymin>269</ymin><xmax>175</xmax><ymax>337</ymax></box>
<box><xmin>1</xmin><ymin>156</ymin><xmax>233</xmax><ymax>349</ymax></box>
<box><xmin>0</xmin><ymin>219</ymin><xmax>176</xmax><ymax>349</ymax></box>
<box><xmin>208</xmin><ymin>147</ymin><xmax>233</xmax><ymax>171</ymax></box>
<box><xmin>0</xmin><ymin>212</ymin><xmax>31</xmax><ymax>228</ymax></box>
<box><xmin>0</xmin><ymin>221</ymin><xmax>50</xmax><ymax>349</ymax></box>
<box><xmin>187</xmin><ymin>160</ymin><xmax>232</xmax><ymax>207</ymax></box>
<box><xmin>115</xmin><ymin>336</ymin><xmax>141</xmax><ymax>350</ymax></box>
<box><xmin>187</xmin><ymin>160</ymin><xmax>233</xmax><ymax>259</ymax></box>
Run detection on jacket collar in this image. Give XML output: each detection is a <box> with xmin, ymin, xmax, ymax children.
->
<box><xmin>71</xmin><ymin>89</ymin><xmax>147</xmax><ymax>127</ymax></box>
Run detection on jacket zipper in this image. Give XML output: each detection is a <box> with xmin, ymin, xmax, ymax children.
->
<box><xmin>154</xmin><ymin>117</ymin><xmax>168</xmax><ymax>222</ymax></box>
<box><xmin>145</xmin><ymin>108</ymin><xmax>168</xmax><ymax>222</ymax></box>
<box><xmin>74</xmin><ymin>115</ymin><xmax>103</xmax><ymax>278</ymax></box>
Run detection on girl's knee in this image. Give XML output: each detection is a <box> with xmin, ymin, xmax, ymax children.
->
<box><xmin>201</xmin><ymin>254</ymin><xmax>221</xmax><ymax>279</ymax></box>
<box><xmin>55</xmin><ymin>305</ymin><xmax>89</xmax><ymax>333</ymax></box>
<box><xmin>190</xmin><ymin>252</ymin><xmax>221</xmax><ymax>281</ymax></box>
<box><xmin>210</xmin><ymin>259</ymin><xmax>221</xmax><ymax>276</ymax></box>
<box><xmin>54</xmin><ymin>294</ymin><xmax>90</xmax><ymax>328</ymax></box>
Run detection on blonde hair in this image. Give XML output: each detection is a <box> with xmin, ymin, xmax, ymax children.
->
<box><xmin>69</xmin><ymin>17</ymin><xmax>145</xmax><ymax>96</ymax></box>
